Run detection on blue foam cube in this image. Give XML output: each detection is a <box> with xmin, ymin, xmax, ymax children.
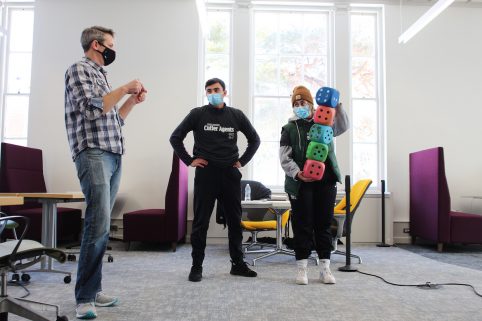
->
<box><xmin>308</xmin><ymin>124</ymin><xmax>333</xmax><ymax>145</ymax></box>
<box><xmin>316</xmin><ymin>87</ymin><xmax>340</xmax><ymax>108</ymax></box>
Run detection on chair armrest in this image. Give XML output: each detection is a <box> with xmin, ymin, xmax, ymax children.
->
<box><xmin>0</xmin><ymin>215</ymin><xmax>66</xmax><ymax>270</ymax></box>
<box><xmin>0</xmin><ymin>239</ymin><xmax>66</xmax><ymax>271</ymax></box>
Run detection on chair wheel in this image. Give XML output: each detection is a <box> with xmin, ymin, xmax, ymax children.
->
<box><xmin>21</xmin><ymin>273</ymin><xmax>30</xmax><ymax>282</ymax></box>
<box><xmin>67</xmin><ymin>254</ymin><xmax>76</xmax><ymax>261</ymax></box>
<box><xmin>107</xmin><ymin>255</ymin><xmax>113</xmax><ymax>263</ymax></box>
<box><xmin>64</xmin><ymin>275</ymin><xmax>72</xmax><ymax>284</ymax></box>
<box><xmin>57</xmin><ymin>316</ymin><xmax>69</xmax><ymax>321</ymax></box>
<box><xmin>11</xmin><ymin>273</ymin><xmax>19</xmax><ymax>282</ymax></box>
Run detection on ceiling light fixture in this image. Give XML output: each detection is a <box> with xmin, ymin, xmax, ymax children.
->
<box><xmin>398</xmin><ymin>0</ymin><xmax>455</xmax><ymax>44</ymax></box>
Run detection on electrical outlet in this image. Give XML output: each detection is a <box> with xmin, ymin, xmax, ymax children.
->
<box><xmin>403</xmin><ymin>228</ymin><xmax>410</xmax><ymax>234</ymax></box>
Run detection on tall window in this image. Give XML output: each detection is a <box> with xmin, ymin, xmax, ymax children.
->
<box><xmin>203</xmin><ymin>8</ymin><xmax>231</xmax><ymax>104</ymax></box>
<box><xmin>350</xmin><ymin>10</ymin><xmax>384</xmax><ymax>189</ymax></box>
<box><xmin>251</xmin><ymin>9</ymin><xmax>331</xmax><ymax>187</ymax></box>
<box><xmin>200</xmin><ymin>2</ymin><xmax>385</xmax><ymax>192</ymax></box>
<box><xmin>0</xmin><ymin>4</ymin><xmax>35</xmax><ymax>146</ymax></box>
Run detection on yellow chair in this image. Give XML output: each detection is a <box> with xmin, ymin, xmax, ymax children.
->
<box><xmin>331</xmin><ymin>179</ymin><xmax>372</xmax><ymax>263</ymax></box>
<box><xmin>241</xmin><ymin>209</ymin><xmax>290</xmax><ymax>253</ymax></box>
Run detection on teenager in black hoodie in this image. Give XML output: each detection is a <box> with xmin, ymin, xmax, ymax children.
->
<box><xmin>170</xmin><ymin>78</ymin><xmax>260</xmax><ymax>282</ymax></box>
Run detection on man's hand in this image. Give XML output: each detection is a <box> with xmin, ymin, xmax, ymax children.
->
<box><xmin>297</xmin><ymin>171</ymin><xmax>316</xmax><ymax>182</ymax></box>
<box><xmin>191</xmin><ymin>158</ymin><xmax>208</xmax><ymax>168</ymax></box>
<box><xmin>233</xmin><ymin>161</ymin><xmax>242</xmax><ymax>168</ymax></box>
<box><xmin>123</xmin><ymin>79</ymin><xmax>143</xmax><ymax>95</ymax></box>
<box><xmin>132</xmin><ymin>86</ymin><xmax>147</xmax><ymax>104</ymax></box>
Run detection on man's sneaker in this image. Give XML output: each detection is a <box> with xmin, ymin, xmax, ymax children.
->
<box><xmin>230</xmin><ymin>261</ymin><xmax>257</xmax><ymax>277</ymax></box>
<box><xmin>320</xmin><ymin>259</ymin><xmax>336</xmax><ymax>284</ymax></box>
<box><xmin>95</xmin><ymin>292</ymin><xmax>119</xmax><ymax>307</ymax></box>
<box><xmin>188</xmin><ymin>265</ymin><xmax>203</xmax><ymax>282</ymax></box>
<box><xmin>76</xmin><ymin>302</ymin><xmax>97</xmax><ymax>319</ymax></box>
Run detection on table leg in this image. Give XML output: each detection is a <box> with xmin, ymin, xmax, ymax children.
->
<box><xmin>251</xmin><ymin>209</ymin><xmax>319</xmax><ymax>266</ymax></box>
<box><xmin>26</xmin><ymin>200</ymin><xmax>71</xmax><ymax>281</ymax></box>
<box><xmin>252</xmin><ymin>209</ymin><xmax>296</xmax><ymax>265</ymax></box>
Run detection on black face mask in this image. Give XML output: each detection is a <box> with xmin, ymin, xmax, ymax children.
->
<box><xmin>96</xmin><ymin>43</ymin><xmax>116</xmax><ymax>66</ymax></box>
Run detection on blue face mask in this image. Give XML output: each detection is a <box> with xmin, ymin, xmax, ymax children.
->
<box><xmin>294</xmin><ymin>105</ymin><xmax>310</xmax><ymax>119</ymax></box>
<box><xmin>207</xmin><ymin>93</ymin><xmax>224</xmax><ymax>106</ymax></box>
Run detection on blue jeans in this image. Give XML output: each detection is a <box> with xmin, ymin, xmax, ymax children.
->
<box><xmin>74</xmin><ymin>148</ymin><xmax>122</xmax><ymax>304</ymax></box>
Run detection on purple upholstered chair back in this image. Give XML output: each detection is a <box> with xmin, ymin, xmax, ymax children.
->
<box><xmin>164</xmin><ymin>152</ymin><xmax>188</xmax><ymax>240</ymax></box>
<box><xmin>0</xmin><ymin>142</ymin><xmax>47</xmax><ymax>211</ymax></box>
<box><xmin>409</xmin><ymin>147</ymin><xmax>451</xmax><ymax>243</ymax></box>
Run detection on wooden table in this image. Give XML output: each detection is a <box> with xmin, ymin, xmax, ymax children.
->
<box><xmin>0</xmin><ymin>196</ymin><xmax>24</xmax><ymax>206</ymax></box>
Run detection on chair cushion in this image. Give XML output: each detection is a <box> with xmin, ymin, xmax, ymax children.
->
<box><xmin>241</xmin><ymin>220</ymin><xmax>276</xmax><ymax>230</ymax></box>
<box><xmin>450</xmin><ymin>211</ymin><xmax>482</xmax><ymax>243</ymax></box>
<box><xmin>123</xmin><ymin>209</ymin><xmax>166</xmax><ymax>217</ymax></box>
<box><xmin>123</xmin><ymin>209</ymin><xmax>167</xmax><ymax>242</ymax></box>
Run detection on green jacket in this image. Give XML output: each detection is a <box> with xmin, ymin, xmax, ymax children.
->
<box><xmin>281</xmin><ymin>120</ymin><xmax>342</xmax><ymax>197</ymax></box>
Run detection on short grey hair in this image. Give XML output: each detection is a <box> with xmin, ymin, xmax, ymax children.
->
<box><xmin>80</xmin><ymin>26</ymin><xmax>115</xmax><ymax>52</ymax></box>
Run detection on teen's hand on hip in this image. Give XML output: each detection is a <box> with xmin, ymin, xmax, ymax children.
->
<box><xmin>191</xmin><ymin>158</ymin><xmax>208</xmax><ymax>168</ymax></box>
<box><xmin>233</xmin><ymin>161</ymin><xmax>241</xmax><ymax>168</ymax></box>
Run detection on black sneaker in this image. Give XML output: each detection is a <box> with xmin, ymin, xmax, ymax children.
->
<box><xmin>230</xmin><ymin>261</ymin><xmax>257</xmax><ymax>277</ymax></box>
<box><xmin>188</xmin><ymin>265</ymin><xmax>202</xmax><ymax>282</ymax></box>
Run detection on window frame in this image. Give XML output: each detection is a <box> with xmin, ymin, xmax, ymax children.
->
<box><xmin>250</xmin><ymin>5</ymin><xmax>335</xmax><ymax>191</ymax></box>
<box><xmin>200</xmin><ymin>1</ymin><xmax>387</xmax><ymax>193</ymax></box>
<box><xmin>199</xmin><ymin>4</ymin><xmax>234</xmax><ymax>107</ymax></box>
<box><xmin>0</xmin><ymin>3</ymin><xmax>35</xmax><ymax>146</ymax></box>
<box><xmin>348</xmin><ymin>5</ymin><xmax>386</xmax><ymax>192</ymax></box>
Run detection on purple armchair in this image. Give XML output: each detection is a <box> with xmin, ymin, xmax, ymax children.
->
<box><xmin>123</xmin><ymin>152</ymin><xmax>188</xmax><ymax>251</ymax></box>
<box><xmin>0</xmin><ymin>142</ymin><xmax>82</xmax><ymax>242</ymax></box>
<box><xmin>409</xmin><ymin>147</ymin><xmax>482</xmax><ymax>252</ymax></box>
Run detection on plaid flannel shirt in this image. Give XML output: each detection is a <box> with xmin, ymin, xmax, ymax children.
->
<box><xmin>64</xmin><ymin>57</ymin><xmax>125</xmax><ymax>161</ymax></box>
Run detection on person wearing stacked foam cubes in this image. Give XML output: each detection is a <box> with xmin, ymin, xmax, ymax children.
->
<box><xmin>279</xmin><ymin>85</ymin><xmax>349</xmax><ymax>285</ymax></box>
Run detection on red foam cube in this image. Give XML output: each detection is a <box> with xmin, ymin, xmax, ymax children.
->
<box><xmin>314</xmin><ymin>105</ymin><xmax>336</xmax><ymax>126</ymax></box>
<box><xmin>302</xmin><ymin>159</ymin><xmax>325</xmax><ymax>180</ymax></box>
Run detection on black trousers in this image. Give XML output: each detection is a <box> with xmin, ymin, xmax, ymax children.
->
<box><xmin>191</xmin><ymin>165</ymin><xmax>243</xmax><ymax>267</ymax></box>
<box><xmin>289</xmin><ymin>181</ymin><xmax>336</xmax><ymax>260</ymax></box>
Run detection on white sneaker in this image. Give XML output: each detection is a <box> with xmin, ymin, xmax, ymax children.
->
<box><xmin>76</xmin><ymin>302</ymin><xmax>97</xmax><ymax>319</ymax></box>
<box><xmin>296</xmin><ymin>259</ymin><xmax>308</xmax><ymax>285</ymax></box>
<box><xmin>320</xmin><ymin>259</ymin><xmax>336</xmax><ymax>284</ymax></box>
<box><xmin>95</xmin><ymin>292</ymin><xmax>119</xmax><ymax>307</ymax></box>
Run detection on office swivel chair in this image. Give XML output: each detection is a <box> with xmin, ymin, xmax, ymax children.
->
<box><xmin>215</xmin><ymin>180</ymin><xmax>278</xmax><ymax>252</ymax></box>
<box><xmin>242</xmin><ymin>208</ymin><xmax>291</xmax><ymax>253</ymax></box>
<box><xmin>331</xmin><ymin>179</ymin><xmax>372</xmax><ymax>263</ymax></box>
<box><xmin>0</xmin><ymin>215</ymin><xmax>68</xmax><ymax>321</ymax></box>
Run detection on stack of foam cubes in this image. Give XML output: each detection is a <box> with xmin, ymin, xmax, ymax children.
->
<box><xmin>302</xmin><ymin>87</ymin><xmax>340</xmax><ymax>180</ymax></box>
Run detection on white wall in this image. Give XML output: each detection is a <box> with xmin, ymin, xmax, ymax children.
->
<box><xmin>385</xmin><ymin>5</ymin><xmax>482</xmax><ymax>226</ymax></box>
<box><xmin>27</xmin><ymin>1</ymin><xmax>482</xmax><ymax>244</ymax></box>
<box><xmin>28</xmin><ymin>0</ymin><xmax>199</xmax><ymax>221</ymax></box>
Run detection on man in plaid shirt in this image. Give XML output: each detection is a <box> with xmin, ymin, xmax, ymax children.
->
<box><xmin>64</xmin><ymin>26</ymin><xmax>146</xmax><ymax>320</ymax></box>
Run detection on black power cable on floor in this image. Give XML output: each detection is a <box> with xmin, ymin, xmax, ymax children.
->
<box><xmin>356</xmin><ymin>270</ymin><xmax>482</xmax><ymax>298</ymax></box>
<box><xmin>7</xmin><ymin>280</ymin><xmax>30</xmax><ymax>298</ymax></box>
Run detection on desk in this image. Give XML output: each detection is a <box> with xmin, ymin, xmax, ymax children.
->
<box><xmin>0</xmin><ymin>192</ymin><xmax>84</xmax><ymax>280</ymax></box>
<box><xmin>0</xmin><ymin>196</ymin><xmax>24</xmax><ymax>206</ymax></box>
<box><xmin>241</xmin><ymin>200</ymin><xmax>319</xmax><ymax>266</ymax></box>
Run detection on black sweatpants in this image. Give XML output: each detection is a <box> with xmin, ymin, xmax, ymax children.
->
<box><xmin>289</xmin><ymin>181</ymin><xmax>336</xmax><ymax>260</ymax></box>
<box><xmin>191</xmin><ymin>165</ymin><xmax>244</xmax><ymax>267</ymax></box>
